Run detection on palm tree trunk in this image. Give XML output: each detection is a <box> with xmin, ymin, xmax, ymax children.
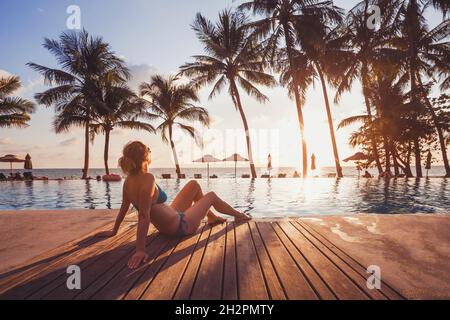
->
<box><xmin>104</xmin><ymin>128</ymin><xmax>111</xmax><ymax>176</ymax></box>
<box><xmin>417</xmin><ymin>77</ymin><xmax>450</xmax><ymax>177</ymax></box>
<box><xmin>383</xmin><ymin>135</ymin><xmax>391</xmax><ymax>172</ymax></box>
<box><xmin>362</xmin><ymin>70</ymin><xmax>383</xmax><ymax>174</ymax></box>
<box><xmin>283</xmin><ymin>24</ymin><xmax>308</xmax><ymax>177</ymax></box>
<box><xmin>230</xmin><ymin>79</ymin><xmax>257</xmax><ymax>179</ymax></box>
<box><xmin>168</xmin><ymin>125</ymin><xmax>182</xmax><ymax>178</ymax></box>
<box><xmin>82</xmin><ymin>119</ymin><xmax>90</xmax><ymax>179</ymax></box>
<box><xmin>316</xmin><ymin>64</ymin><xmax>343</xmax><ymax>177</ymax></box>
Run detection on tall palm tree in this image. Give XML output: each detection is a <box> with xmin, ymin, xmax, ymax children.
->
<box><xmin>332</xmin><ymin>0</ymin><xmax>398</xmax><ymax>175</ymax></box>
<box><xmin>139</xmin><ymin>75</ymin><xmax>210</xmax><ymax>178</ymax></box>
<box><xmin>28</xmin><ymin>30</ymin><xmax>129</xmax><ymax>179</ymax></box>
<box><xmin>389</xmin><ymin>0</ymin><xmax>450</xmax><ymax>176</ymax></box>
<box><xmin>289</xmin><ymin>15</ymin><xmax>345</xmax><ymax>177</ymax></box>
<box><xmin>239</xmin><ymin>0</ymin><xmax>343</xmax><ymax>177</ymax></box>
<box><xmin>89</xmin><ymin>78</ymin><xmax>155</xmax><ymax>175</ymax></box>
<box><xmin>180</xmin><ymin>10</ymin><xmax>276</xmax><ymax>178</ymax></box>
<box><xmin>0</xmin><ymin>76</ymin><xmax>35</xmax><ymax>128</ymax></box>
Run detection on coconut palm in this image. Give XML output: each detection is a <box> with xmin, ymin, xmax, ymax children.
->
<box><xmin>239</xmin><ymin>0</ymin><xmax>343</xmax><ymax>177</ymax></box>
<box><xmin>0</xmin><ymin>76</ymin><xmax>35</xmax><ymax>128</ymax></box>
<box><xmin>287</xmin><ymin>15</ymin><xmax>345</xmax><ymax>177</ymax></box>
<box><xmin>28</xmin><ymin>30</ymin><xmax>129</xmax><ymax>179</ymax></box>
<box><xmin>89</xmin><ymin>78</ymin><xmax>155</xmax><ymax>175</ymax></box>
<box><xmin>139</xmin><ymin>75</ymin><xmax>210</xmax><ymax>178</ymax></box>
<box><xmin>388</xmin><ymin>0</ymin><xmax>450</xmax><ymax>176</ymax></box>
<box><xmin>180</xmin><ymin>10</ymin><xmax>276</xmax><ymax>178</ymax></box>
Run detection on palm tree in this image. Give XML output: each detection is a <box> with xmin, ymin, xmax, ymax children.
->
<box><xmin>289</xmin><ymin>15</ymin><xmax>345</xmax><ymax>177</ymax></box>
<box><xmin>28</xmin><ymin>30</ymin><xmax>129</xmax><ymax>179</ymax></box>
<box><xmin>180</xmin><ymin>10</ymin><xmax>276</xmax><ymax>179</ymax></box>
<box><xmin>0</xmin><ymin>76</ymin><xmax>35</xmax><ymax>128</ymax></box>
<box><xmin>239</xmin><ymin>0</ymin><xmax>343</xmax><ymax>177</ymax></box>
<box><xmin>89</xmin><ymin>78</ymin><xmax>155</xmax><ymax>175</ymax></box>
<box><xmin>332</xmin><ymin>0</ymin><xmax>398</xmax><ymax>175</ymax></box>
<box><xmin>389</xmin><ymin>0</ymin><xmax>450</xmax><ymax>176</ymax></box>
<box><xmin>139</xmin><ymin>75</ymin><xmax>210</xmax><ymax>178</ymax></box>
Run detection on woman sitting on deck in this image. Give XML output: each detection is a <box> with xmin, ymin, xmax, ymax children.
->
<box><xmin>98</xmin><ymin>141</ymin><xmax>250</xmax><ymax>269</ymax></box>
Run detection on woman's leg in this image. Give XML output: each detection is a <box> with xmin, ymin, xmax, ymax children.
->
<box><xmin>171</xmin><ymin>180</ymin><xmax>225</xmax><ymax>224</ymax></box>
<box><xmin>183</xmin><ymin>192</ymin><xmax>250</xmax><ymax>234</ymax></box>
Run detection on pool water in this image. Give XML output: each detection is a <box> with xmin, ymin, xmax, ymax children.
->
<box><xmin>0</xmin><ymin>178</ymin><xmax>449</xmax><ymax>216</ymax></box>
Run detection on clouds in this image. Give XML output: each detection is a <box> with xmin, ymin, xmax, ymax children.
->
<box><xmin>127</xmin><ymin>64</ymin><xmax>159</xmax><ymax>92</ymax></box>
<box><xmin>59</xmin><ymin>137</ymin><xmax>79</xmax><ymax>147</ymax></box>
<box><xmin>0</xmin><ymin>138</ymin><xmax>13</xmax><ymax>146</ymax></box>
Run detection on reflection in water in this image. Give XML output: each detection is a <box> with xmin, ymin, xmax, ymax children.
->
<box><xmin>0</xmin><ymin>178</ymin><xmax>449</xmax><ymax>216</ymax></box>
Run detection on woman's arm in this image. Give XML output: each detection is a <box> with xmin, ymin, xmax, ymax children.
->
<box><xmin>128</xmin><ymin>174</ymin><xmax>156</xmax><ymax>269</ymax></box>
<box><xmin>96</xmin><ymin>184</ymin><xmax>131</xmax><ymax>238</ymax></box>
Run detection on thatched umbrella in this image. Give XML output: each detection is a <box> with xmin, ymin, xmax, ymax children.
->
<box><xmin>223</xmin><ymin>153</ymin><xmax>249</xmax><ymax>178</ymax></box>
<box><xmin>0</xmin><ymin>154</ymin><xmax>25</xmax><ymax>174</ymax></box>
<box><xmin>193</xmin><ymin>155</ymin><xmax>222</xmax><ymax>178</ymax></box>
<box><xmin>343</xmin><ymin>152</ymin><xmax>368</xmax><ymax>162</ymax></box>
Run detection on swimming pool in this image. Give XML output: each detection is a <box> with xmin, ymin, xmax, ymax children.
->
<box><xmin>0</xmin><ymin>178</ymin><xmax>449</xmax><ymax>216</ymax></box>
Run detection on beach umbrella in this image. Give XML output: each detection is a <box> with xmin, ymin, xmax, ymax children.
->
<box><xmin>311</xmin><ymin>153</ymin><xmax>317</xmax><ymax>171</ymax></box>
<box><xmin>343</xmin><ymin>152</ymin><xmax>368</xmax><ymax>162</ymax></box>
<box><xmin>193</xmin><ymin>155</ymin><xmax>222</xmax><ymax>178</ymax></box>
<box><xmin>425</xmin><ymin>151</ymin><xmax>432</xmax><ymax>176</ymax></box>
<box><xmin>223</xmin><ymin>153</ymin><xmax>249</xmax><ymax>178</ymax></box>
<box><xmin>24</xmin><ymin>154</ymin><xmax>33</xmax><ymax>170</ymax></box>
<box><xmin>267</xmin><ymin>154</ymin><xmax>272</xmax><ymax>175</ymax></box>
<box><xmin>0</xmin><ymin>154</ymin><xmax>25</xmax><ymax>174</ymax></box>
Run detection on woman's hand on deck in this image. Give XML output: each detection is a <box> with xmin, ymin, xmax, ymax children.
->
<box><xmin>128</xmin><ymin>251</ymin><xmax>149</xmax><ymax>269</ymax></box>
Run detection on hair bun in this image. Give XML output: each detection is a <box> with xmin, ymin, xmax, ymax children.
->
<box><xmin>118</xmin><ymin>156</ymin><xmax>137</xmax><ymax>175</ymax></box>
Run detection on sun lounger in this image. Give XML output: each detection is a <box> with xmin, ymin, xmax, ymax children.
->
<box><xmin>261</xmin><ymin>174</ymin><xmax>270</xmax><ymax>178</ymax></box>
<box><xmin>210</xmin><ymin>174</ymin><xmax>218</xmax><ymax>179</ymax></box>
<box><xmin>278</xmin><ymin>173</ymin><xmax>287</xmax><ymax>178</ymax></box>
<box><xmin>162</xmin><ymin>174</ymin><xmax>171</xmax><ymax>179</ymax></box>
<box><xmin>178</xmin><ymin>174</ymin><xmax>186</xmax><ymax>179</ymax></box>
<box><xmin>194</xmin><ymin>174</ymin><xmax>202</xmax><ymax>179</ymax></box>
<box><xmin>241</xmin><ymin>174</ymin><xmax>250</xmax><ymax>178</ymax></box>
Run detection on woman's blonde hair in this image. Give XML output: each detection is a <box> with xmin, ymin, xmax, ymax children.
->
<box><xmin>118</xmin><ymin>141</ymin><xmax>150</xmax><ymax>175</ymax></box>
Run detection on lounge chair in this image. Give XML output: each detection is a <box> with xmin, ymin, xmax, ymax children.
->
<box><xmin>210</xmin><ymin>174</ymin><xmax>218</xmax><ymax>179</ymax></box>
<box><xmin>23</xmin><ymin>172</ymin><xmax>34</xmax><ymax>181</ymax></box>
<box><xmin>194</xmin><ymin>174</ymin><xmax>202</xmax><ymax>179</ymax></box>
<box><xmin>241</xmin><ymin>174</ymin><xmax>250</xmax><ymax>178</ymax></box>
<box><xmin>162</xmin><ymin>174</ymin><xmax>171</xmax><ymax>179</ymax></box>
<box><xmin>261</xmin><ymin>174</ymin><xmax>270</xmax><ymax>178</ymax></box>
<box><xmin>278</xmin><ymin>173</ymin><xmax>287</xmax><ymax>178</ymax></box>
<box><xmin>178</xmin><ymin>174</ymin><xmax>186</xmax><ymax>179</ymax></box>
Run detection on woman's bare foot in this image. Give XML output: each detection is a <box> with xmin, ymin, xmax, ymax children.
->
<box><xmin>207</xmin><ymin>212</ymin><xmax>227</xmax><ymax>225</ymax></box>
<box><xmin>234</xmin><ymin>212</ymin><xmax>251</xmax><ymax>222</ymax></box>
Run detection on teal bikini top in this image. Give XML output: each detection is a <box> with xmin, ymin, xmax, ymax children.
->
<box><xmin>156</xmin><ymin>184</ymin><xmax>168</xmax><ymax>204</ymax></box>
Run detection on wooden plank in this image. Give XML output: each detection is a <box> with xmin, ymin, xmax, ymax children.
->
<box><xmin>248</xmin><ymin>222</ymin><xmax>286</xmax><ymax>300</ymax></box>
<box><xmin>0</xmin><ymin>221</ymin><xmax>134</xmax><ymax>293</ymax></box>
<box><xmin>140</xmin><ymin>225</ymin><xmax>205</xmax><ymax>300</ymax></box>
<box><xmin>256</xmin><ymin>222</ymin><xmax>318</xmax><ymax>300</ymax></box>
<box><xmin>190</xmin><ymin>223</ymin><xmax>226</xmax><ymax>300</ymax></box>
<box><xmin>222</xmin><ymin>222</ymin><xmax>238</xmax><ymax>300</ymax></box>
<box><xmin>28</xmin><ymin>227</ymin><xmax>139</xmax><ymax>300</ymax></box>
<box><xmin>73</xmin><ymin>230</ymin><xmax>158</xmax><ymax>300</ymax></box>
<box><xmin>293</xmin><ymin>221</ymin><xmax>390</xmax><ymax>300</ymax></box>
<box><xmin>124</xmin><ymin>236</ymin><xmax>180</xmax><ymax>300</ymax></box>
<box><xmin>296</xmin><ymin>220</ymin><xmax>404</xmax><ymax>300</ymax></box>
<box><xmin>0</xmin><ymin>223</ymin><xmax>137</xmax><ymax>299</ymax></box>
<box><xmin>235</xmin><ymin>222</ymin><xmax>268</xmax><ymax>300</ymax></box>
<box><xmin>88</xmin><ymin>232</ymin><xmax>175</xmax><ymax>300</ymax></box>
<box><xmin>173</xmin><ymin>225</ymin><xmax>212</xmax><ymax>300</ymax></box>
<box><xmin>276</xmin><ymin>222</ymin><xmax>366</xmax><ymax>300</ymax></box>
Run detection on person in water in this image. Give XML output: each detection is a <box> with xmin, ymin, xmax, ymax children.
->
<box><xmin>97</xmin><ymin>141</ymin><xmax>251</xmax><ymax>269</ymax></box>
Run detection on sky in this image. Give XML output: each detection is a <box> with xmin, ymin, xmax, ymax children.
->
<box><xmin>0</xmin><ymin>0</ymin><xmax>445</xmax><ymax>170</ymax></box>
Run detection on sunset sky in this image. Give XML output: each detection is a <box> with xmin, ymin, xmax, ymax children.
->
<box><xmin>0</xmin><ymin>0</ymin><xmax>444</xmax><ymax>170</ymax></box>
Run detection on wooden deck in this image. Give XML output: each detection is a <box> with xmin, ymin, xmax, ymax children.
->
<box><xmin>0</xmin><ymin>216</ymin><xmax>405</xmax><ymax>300</ymax></box>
